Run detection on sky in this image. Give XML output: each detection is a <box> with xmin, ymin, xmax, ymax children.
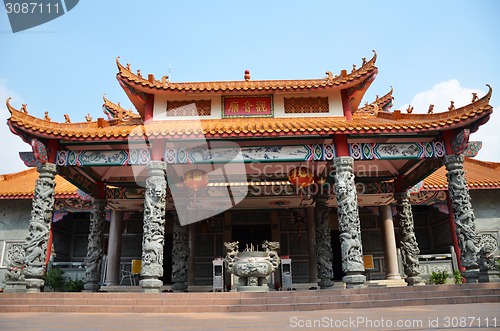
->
<box><xmin>0</xmin><ymin>0</ymin><xmax>499</xmax><ymax>174</ymax></box>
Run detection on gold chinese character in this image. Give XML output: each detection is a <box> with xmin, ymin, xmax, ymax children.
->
<box><xmin>228</xmin><ymin>101</ymin><xmax>239</xmax><ymax>113</ymax></box>
<box><xmin>255</xmin><ymin>100</ymin><xmax>267</xmax><ymax>112</ymax></box>
<box><xmin>244</xmin><ymin>100</ymin><xmax>252</xmax><ymax>112</ymax></box>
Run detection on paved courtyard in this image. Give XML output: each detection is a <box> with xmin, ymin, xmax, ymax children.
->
<box><xmin>0</xmin><ymin>302</ymin><xmax>499</xmax><ymax>331</ymax></box>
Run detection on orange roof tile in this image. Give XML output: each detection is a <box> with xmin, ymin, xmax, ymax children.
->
<box><xmin>0</xmin><ymin>168</ymin><xmax>78</xmax><ymax>199</ymax></box>
<box><xmin>6</xmin><ymin>86</ymin><xmax>493</xmax><ymax>141</ymax></box>
<box><xmin>116</xmin><ymin>51</ymin><xmax>378</xmax><ymax>95</ymax></box>
<box><xmin>423</xmin><ymin>157</ymin><xmax>500</xmax><ymax>190</ymax></box>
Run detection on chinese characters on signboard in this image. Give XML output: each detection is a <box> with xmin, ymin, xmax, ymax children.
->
<box><xmin>222</xmin><ymin>95</ymin><xmax>273</xmax><ymax>118</ymax></box>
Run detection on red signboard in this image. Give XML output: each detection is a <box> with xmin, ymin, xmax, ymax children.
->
<box><xmin>222</xmin><ymin>95</ymin><xmax>273</xmax><ymax>118</ymax></box>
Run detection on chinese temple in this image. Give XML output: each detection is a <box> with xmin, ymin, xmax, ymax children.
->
<box><xmin>3</xmin><ymin>51</ymin><xmax>497</xmax><ymax>293</ymax></box>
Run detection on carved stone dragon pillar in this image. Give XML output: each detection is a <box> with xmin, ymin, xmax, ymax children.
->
<box><xmin>313</xmin><ymin>194</ymin><xmax>334</xmax><ymax>289</ymax></box>
<box><xmin>83</xmin><ymin>199</ymin><xmax>106</xmax><ymax>291</ymax></box>
<box><xmin>394</xmin><ymin>191</ymin><xmax>422</xmax><ymax>286</ymax></box>
<box><xmin>334</xmin><ymin>157</ymin><xmax>366</xmax><ymax>288</ymax></box>
<box><xmin>445</xmin><ymin>154</ymin><xmax>480</xmax><ymax>283</ymax></box>
<box><xmin>139</xmin><ymin>161</ymin><xmax>167</xmax><ymax>292</ymax></box>
<box><xmin>23</xmin><ymin>163</ymin><xmax>57</xmax><ymax>293</ymax></box>
<box><xmin>171</xmin><ymin>212</ymin><xmax>189</xmax><ymax>292</ymax></box>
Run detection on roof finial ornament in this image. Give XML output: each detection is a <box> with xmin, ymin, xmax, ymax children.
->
<box><xmin>103</xmin><ymin>107</ymin><xmax>112</xmax><ymax>120</ymax></box>
<box><xmin>352</xmin><ymin>64</ymin><xmax>357</xmax><ymax>73</ymax></box>
<box><xmin>406</xmin><ymin>105</ymin><xmax>414</xmax><ymax>114</ymax></box>
<box><xmin>244</xmin><ymin>70</ymin><xmax>250</xmax><ymax>81</ymax></box>
<box><xmin>362</xmin><ymin>57</ymin><xmax>367</xmax><ymax>66</ymax></box>
<box><xmin>64</xmin><ymin>114</ymin><xmax>71</xmax><ymax>123</ymax></box>
<box><xmin>325</xmin><ymin>71</ymin><xmax>334</xmax><ymax>81</ymax></box>
<box><xmin>448</xmin><ymin>101</ymin><xmax>455</xmax><ymax>111</ymax></box>
<box><xmin>137</xmin><ymin>69</ymin><xmax>142</xmax><ymax>78</ymax></box>
<box><xmin>44</xmin><ymin>111</ymin><xmax>51</xmax><ymax>121</ymax></box>
<box><xmin>471</xmin><ymin>92</ymin><xmax>478</xmax><ymax>102</ymax></box>
<box><xmin>375</xmin><ymin>95</ymin><xmax>379</xmax><ymax>100</ymax></box>
<box><xmin>161</xmin><ymin>75</ymin><xmax>170</xmax><ymax>84</ymax></box>
<box><xmin>126</xmin><ymin>63</ymin><xmax>131</xmax><ymax>71</ymax></box>
<box><xmin>427</xmin><ymin>104</ymin><xmax>434</xmax><ymax>114</ymax></box>
<box><xmin>21</xmin><ymin>104</ymin><xmax>28</xmax><ymax>114</ymax></box>
<box><xmin>85</xmin><ymin>114</ymin><xmax>93</xmax><ymax>122</ymax></box>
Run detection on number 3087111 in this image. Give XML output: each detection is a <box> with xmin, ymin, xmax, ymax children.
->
<box><xmin>5</xmin><ymin>2</ymin><xmax>60</xmax><ymax>14</ymax></box>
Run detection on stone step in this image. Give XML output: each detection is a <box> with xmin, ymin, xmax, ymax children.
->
<box><xmin>1</xmin><ymin>283</ymin><xmax>498</xmax><ymax>313</ymax></box>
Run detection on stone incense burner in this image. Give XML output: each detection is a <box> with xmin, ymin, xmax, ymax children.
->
<box><xmin>224</xmin><ymin>241</ymin><xmax>280</xmax><ymax>292</ymax></box>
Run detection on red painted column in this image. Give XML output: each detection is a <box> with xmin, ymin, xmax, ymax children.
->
<box><xmin>442</xmin><ymin>130</ymin><xmax>454</xmax><ymax>155</ymax></box>
<box><xmin>335</xmin><ymin>134</ymin><xmax>349</xmax><ymax>157</ymax></box>
<box><xmin>144</xmin><ymin>95</ymin><xmax>155</xmax><ymax>122</ymax></box>
<box><xmin>341</xmin><ymin>89</ymin><xmax>353</xmax><ymax>121</ymax></box>
<box><xmin>45</xmin><ymin>139</ymin><xmax>59</xmax><ymax>270</ymax></box>
<box><xmin>151</xmin><ymin>139</ymin><xmax>165</xmax><ymax>161</ymax></box>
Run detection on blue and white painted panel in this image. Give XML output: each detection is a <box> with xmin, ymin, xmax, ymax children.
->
<box><xmin>349</xmin><ymin>142</ymin><xmax>445</xmax><ymax>160</ymax></box>
<box><xmin>164</xmin><ymin>144</ymin><xmax>336</xmax><ymax>164</ymax></box>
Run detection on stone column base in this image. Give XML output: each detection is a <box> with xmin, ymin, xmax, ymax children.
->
<box><xmin>318</xmin><ymin>279</ymin><xmax>334</xmax><ymax>289</ymax></box>
<box><xmin>405</xmin><ymin>276</ymin><xmax>423</xmax><ymax>286</ymax></box>
<box><xmin>385</xmin><ymin>273</ymin><xmax>402</xmax><ymax>280</ymax></box>
<box><xmin>171</xmin><ymin>282</ymin><xmax>188</xmax><ymax>292</ymax></box>
<box><xmin>4</xmin><ymin>281</ymin><xmax>27</xmax><ymax>293</ymax></box>
<box><xmin>343</xmin><ymin>273</ymin><xmax>366</xmax><ymax>289</ymax></box>
<box><xmin>463</xmin><ymin>269</ymin><xmax>479</xmax><ymax>283</ymax></box>
<box><xmin>25</xmin><ymin>278</ymin><xmax>44</xmax><ymax>293</ymax></box>
<box><xmin>83</xmin><ymin>283</ymin><xmax>100</xmax><ymax>292</ymax></box>
<box><xmin>479</xmin><ymin>270</ymin><xmax>499</xmax><ymax>283</ymax></box>
<box><xmin>140</xmin><ymin>278</ymin><xmax>163</xmax><ymax>293</ymax></box>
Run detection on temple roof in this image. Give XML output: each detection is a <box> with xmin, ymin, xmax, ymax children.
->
<box><xmin>0</xmin><ymin>168</ymin><xmax>78</xmax><ymax>199</ymax></box>
<box><xmin>6</xmin><ymin>85</ymin><xmax>493</xmax><ymax>141</ymax></box>
<box><xmin>423</xmin><ymin>157</ymin><xmax>500</xmax><ymax>190</ymax></box>
<box><xmin>116</xmin><ymin>51</ymin><xmax>378</xmax><ymax>117</ymax></box>
<box><xmin>116</xmin><ymin>51</ymin><xmax>378</xmax><ymax>94</ymax></box>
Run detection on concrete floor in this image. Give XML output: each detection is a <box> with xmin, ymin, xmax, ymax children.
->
<box><xmin>0</xmin><ymin>302</ymin><xmax>499</xmax><ymax>331</ymax></box>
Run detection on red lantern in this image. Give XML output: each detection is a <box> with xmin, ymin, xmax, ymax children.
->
<box><xmin>288</xmin><ymin>166</ymin><xmax>315</xmax><ymax>188</ymax></box>
<box><xmin>184</xmin><ymin>169</ymin><xmax>209</xmax><ymax>190</ymax></box>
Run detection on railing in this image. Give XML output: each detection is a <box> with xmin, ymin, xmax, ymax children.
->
<box><xmin>417</xmin><ymin>247</ymin><xmax>459</xmax><ymax>279</ymax></box>
<box><xmin>51</xmin><ymin>262</ymin><xmax>86</xmax><ymax>281</ymax></box>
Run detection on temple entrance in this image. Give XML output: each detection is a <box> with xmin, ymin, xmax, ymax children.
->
<box><xmin>162</xmin><ymin>233</ymin><xmax>173</xmax><ymax>284</ymax></box>
<box><xmin>331</xmin><ymin>230</ymin><xmax>344</xmax><ymax>281</ymax></box>
<box><xmin>231</xmin><ymin>224</ymin><xmax>272</xmax><ymax>251</ymax></box>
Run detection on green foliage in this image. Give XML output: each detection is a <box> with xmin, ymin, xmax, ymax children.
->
<box><xmin>453</xmin><ymin>270</ymin><xmax>464</xmax><ymax>284</ymax></box>
<box><xmin>428</xmin><ymin>270</ymin><xmax>449</xmax><ymax>285</ymax></box>
<box><xmin>65</xmin><ymin>279</ymin><xmax>85</xmax><ymax>292</ymax></box>
<box><xmin>43</xmin><ymin>268</ymin><xmax>66</xmax><ymax>291</ymax></box>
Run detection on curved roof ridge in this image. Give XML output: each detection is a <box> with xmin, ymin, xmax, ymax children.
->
<box><xmin>0</xmin><ymin>167</ymin><xmax>36</xmax><ymax>181</ymax></box>
<box><xmin>377</xmin><ymin>85</ymin><xmax>493</xmax><ymax>121</ymax></box>
<box><xmin>7</xmin><ymin>98</ymin><xmax>101</xmax><ymax>126</ymax></box>
<box><xmin>102</xmin><ymin>95</ymin><xmax>140</xmax><ymax>121</ymax></box>
<box><xmin>356</xmin><ymin>86</ymin><xmax>394</xmax><ymax>115</ymax></box>
<box><xmin>465</xmin><ymin>157</ymin><xmax>500</xmax><ymax>169</ymax></box>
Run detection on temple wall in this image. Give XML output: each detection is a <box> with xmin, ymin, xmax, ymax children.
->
<box><xmin>0</xmin><ymin>199</ymin><xmax>31</xmax><ymax>288</ymax></box>
<box><xmin>153</xmin><ymin>90</ymin><xmax>344</xmax><ymax>120</ymax></box>
<box><xmin>470</xmin><ymin>189</ymin><xmax>500</xmax><ymax>254</ymax></box>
